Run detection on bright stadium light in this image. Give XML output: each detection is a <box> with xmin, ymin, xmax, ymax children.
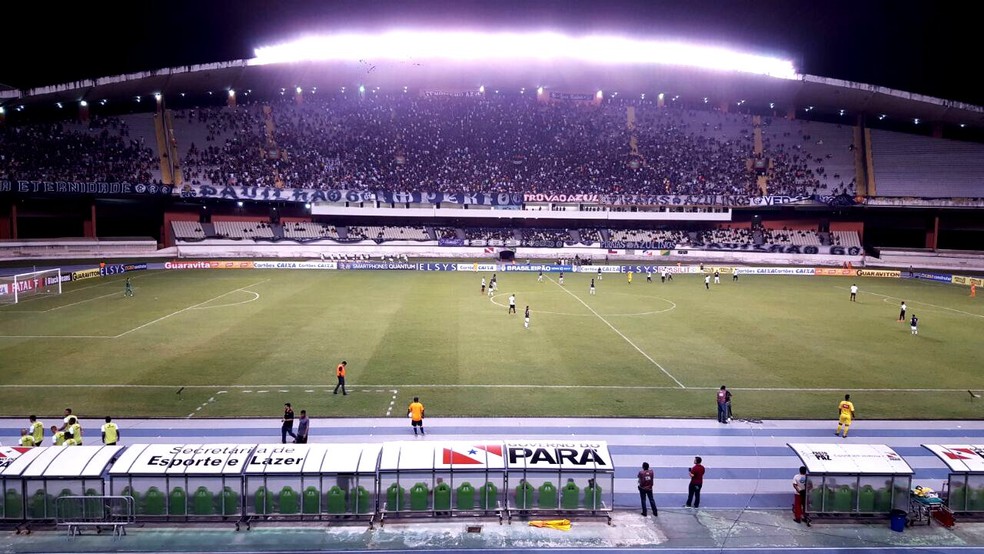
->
<box><xmin>251</xmin><ymin>31</ymin><xmax>799</xmax><ymax>79</ymax></box>
<box><xmin>154</xmin><ymin>93</ymin><xmax>162</xmax><ymax>101</ymax></box>
<box><xmin>596</xmin><ymin>90</ymin><xmax>603</xmax><ymax>99</ymax></box>
<box><xmin>80</xmin><ymin>100</ymin><xmax>88</xmax><ymax>107</ymax></box>
<box><xmin>296</xmin><ymin>86</ymin><xmax>302</xmax><ymax>94</ymax></box>
<box><xmin>479</xmin><ymin>85</ymin><xmax>485</xmax><ymax>93</ymax></box>
<box><xmin>658</xmin><ymin>92</ymin><xmax>664</xmax><ymax>100</ymax></box>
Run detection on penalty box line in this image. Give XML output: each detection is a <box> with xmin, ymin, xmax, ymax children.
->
<box><xmin>0</xmin><ymin>279</ymin><xmax>270</xmax><ymax>339</ymax></box>
<box><xmin>548</xmin><ymin>276</ymin><xmax>686</xmax><ymax>389</ymax></box>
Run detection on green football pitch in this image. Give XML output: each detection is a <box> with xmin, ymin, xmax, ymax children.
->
<box><xmin>0</xmin><ymin>268</ymin><xmax>982</xmax><ymax>420</ymax></box>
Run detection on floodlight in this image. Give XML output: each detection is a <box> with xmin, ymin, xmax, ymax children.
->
<box><xmin>658</xmin><ymin>93</ymin><xmax>664</xmax><ymax>100</ymax></box>
<box><xmin>359</xmin><ymin>85</ymin><xmax>365</xmax><ymax>93</ymax></box>
<box><xmin>305</xmin><ymin>203</ymin><xmax>312</xmax><ymax>209</ymax></box>
<box><xmin>0</xmin><ymin>107</ymin><xmax>4</xmax><ymax>114</ymax></box>
<box><xmin>56</xmin><ymin>102</ymin><xmax>63</xmax><ymax>108</ymax></box>
<box><xmin>251</xmin><ymin>31</ymin><xmax>799</xmax><ymax>79</ymax></box>
<box><xmin>228</xmin><ymin>90</ymin><xmax>235</xmax><ymax>97</ymax></box>
<box><xmin>914</xmin><ymin>118</ymin><xmax>920</xmax><ymax>124</ymax></box>
<box><xmin>296</xmin><ymin>86</ymin><xmax>302</xmax><ymax>94</ymax></box>
<box><xmin>596</xmin><ymin>90</ymin><xmax>603</xmax><ymax>99</ymax></box>
<box><xmin>237</xmin><ymin>201</ymin><xmax>244</xmax><ymax>207</ymax></box>
<box><xmin>154</xmin><ymin>93</ymin><xmax>162</xmax><ymax>101</ymax></box>
<box><xmin>537</xmin><ymin>86</ymin><xmax>544</xmax><ymax>94</ymax></box>
<box><xmin>479</xmin><ymin>85</ymin><xmax>485</xmax><ymax>93</ymax></box>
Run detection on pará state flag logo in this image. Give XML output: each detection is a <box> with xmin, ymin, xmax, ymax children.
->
<box><xmin>441</xmin><ymin>444</ymin><xmax>503</xmax><ymax>466</ymax></box>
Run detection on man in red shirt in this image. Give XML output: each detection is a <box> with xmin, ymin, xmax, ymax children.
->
<box><xmin>685</xmin><ymin>456</ymin><xmax>705</xmax><ymax>508</ymax></box>
<box><xmin>637</xmin><ymin>462</ymin><xmax>658</xmax><ymax>517</ymax></box>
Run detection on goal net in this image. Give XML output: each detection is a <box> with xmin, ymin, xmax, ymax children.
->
<box><xmin>0</xmin><ymin>269</ymin><xmax>63</xmax><ymax>304</ymax></box>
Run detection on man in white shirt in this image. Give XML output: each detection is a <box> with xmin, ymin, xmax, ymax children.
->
<box><xmin>850</xmin><ymin>284</ymin><xmax>858</xmax><ymax>302</ymax></box>
<box><xmin>508</xmin><ymin>294</ymin><xmax>516</xmax><ymax>314</ymax></box>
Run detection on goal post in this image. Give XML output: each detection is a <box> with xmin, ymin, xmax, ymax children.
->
<box><xmin>0</xmin><ymin>268</ymin><xmax>63</xmax><ymax>304</ymax></box>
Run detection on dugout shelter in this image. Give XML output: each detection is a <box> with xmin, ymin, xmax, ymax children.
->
<box><xmin>788</xmin><ymin>443</ymin><xmax>913</xmax><ymax>517</ymax></box>
<box><xmin>108</xmin><ymin>443</ymin><xmax>254</xmax><ymax>522</ymax></box>
<box><xmin>244</xmin><ymin>443</ymin><xmax>379</xmax><ymax>522</ymax></box>
<box><xmin>922</xmin><ymin>445</ymin><xmax>984</xmax><ymax>513</ymax></box>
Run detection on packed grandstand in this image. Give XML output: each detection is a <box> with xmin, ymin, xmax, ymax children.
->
<box><xmin>1</xmin><ymin>36</ymin><xmax>983</xmax><ymax>261</ymax></box>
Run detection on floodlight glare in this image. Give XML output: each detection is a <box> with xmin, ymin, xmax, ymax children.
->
<box><xmin>296</xmin><ymin>86</ymin><xmax>302</xmax><ymax>94</ymax></box>
<box><xmin>154</xmin><ymin>93</ymin><xmax>162</xmax><ymax>100</ymax></box>
<box><xmin>914</xmin><ymin>118</ymin><xmax>920</xmax><ymax>124</ymax></box>
<box><xmin>658</xmin><ymin>93</ymin><xmax>664</xmax><ymax>100</ymax></box>
<box><xmin>251</xmin><ymin>31</ymin><xmax>798</xmax><ymax>79</ymax></box>
<box><xmin>359</xmin><ymin>85</ymin><xmax>365</xmax><ymax>93</ymax></box>
<box><xmin>228</xmin><ymin>90</ymin><xmax>235</xmax><ymax>97</ymax></box>
<box><xmin>596</xmin><ymin>90</ymin><xmax>603</xmax><ymax>99</ymax></box>
<box><xmin>537</xmin><ymin>86</ymin><xmax>544</xmax><ymax>94</ymax></box>
<box><xmin>56</xmin><ymin>102</ymin><xmax>63</xmax><ymax>108</ymax></box>
<box><xmin>479</xmin><ymin>85</ymin><xmax>485</xmax><ymax>93</ymax></box>
<box><xmin>0</xmin><ymin>107</ymin><xmax>4</xmax><ymax>114</ymax></box>
<box><xmin>237</xmin><ymin>201</ymin><xmax>244</xmax><ymax>207</ymax></box>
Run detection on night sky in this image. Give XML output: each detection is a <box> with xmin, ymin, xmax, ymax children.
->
<box><xmin>3</xmin><ymin>0</ymin><xmax>979</xmax><ymax>105</ymax></box>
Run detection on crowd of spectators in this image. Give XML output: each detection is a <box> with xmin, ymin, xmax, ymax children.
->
<box><xmin>3</xmin><ymin>95</ymin><xmax>857</xmax><ymax>199</ymax></box>
<box><xmin>0</xmin><ymin>118</ymin><xmax>158</xmax><ymax>183</ymax></box>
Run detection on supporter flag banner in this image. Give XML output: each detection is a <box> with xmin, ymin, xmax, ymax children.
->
<box><xmin>377</xmin><ymin>191</ymin><xmax>523</xmax><ymax>206</ymax></box>
<box><xmin>699</xmin><ymin>243</ymin><xmax>862</xmax><ymax>256</ymax></box>
<box><xmin>177</xmin><ymin>185</ymin><xmax>375</xmax><ymax>204</ymax></box>
<box><xmin>1</xmin><ymin>180</ymin><xmax>172</xmax><ymax>197</ymax></box>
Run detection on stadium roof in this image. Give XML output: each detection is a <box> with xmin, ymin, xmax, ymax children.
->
<box><xmin>4</xmin><ymin>58</ymin><xmax>983</xmax><ymax>130</ymax></box>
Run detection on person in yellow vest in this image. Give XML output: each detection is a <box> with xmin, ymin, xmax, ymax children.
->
<box><xmin>101</xmin><ymin>416</ymin><xmax>120</xmax><ymax>446</ymax></box>
<box><xmin>66</xmin><ymin>416</ymin><xmax>83</xmax><ymax>445</ymax></box>
<box><xmin>18</xmin><ymin>428</ymin><xmax>36</xmax><ymax>447</ymax></box>
<box><xmin>50</xmin><ymin>425</ymin><xmax>66</xmax><ymax>446</ymax></box>
<box><xmin>835</xmin><ymin>394</ymin><xmax>856</xmax><ymax>438</ymax></box>
<box><xmin>62</xmin><ymin>431</ymin><xmax>81</xmax><ymax>446</ymax></box>
<box><xmin>29</xmin><ymin>415</ymin><xmax>44</xmax><ymax>445</ymax></box>
<box><xmin>408</xmin><ymin>396</ymin><xmax>425</xmax><ymax>436</ymax></box>
<box><xmin>627</xmin><ymin>270</ymin><xmax>633</xmax><ymax>285</ymax></box>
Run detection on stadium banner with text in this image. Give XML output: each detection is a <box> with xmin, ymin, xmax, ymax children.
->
<box><xmin>71</xmin><ymin>268</ymin><xmax>102</xmax><ymax>281</ymax></box>
<box><xmin>99</xmin><ymin>263</ymin><xmax>147</xmax><ymax>276</ymax></box>
<box><xmin>163</xmin><ymin>260</ymin><xmax>255</xmax><ymax>270</ymax></box>
<box><xmin>377</xmin><ymin>191</ymin><xmax>524</xmax><ymax>206</ymax></box>
<box><xmin>855</xmin><ymin>269</ymin><xmax>900</xmax><ymax>278</ymax></box>
<box><xmin>952</xmin><ymin>275</ymin><xmax>984</xmax><ymax>287</ymax></box>
<box><xmin>0</xmin><ymin>180</ymin><xmax>172</xmax><ymax>197</ymax></box>
<box><xmin>438</xmin><ymin>238</ymin><xmax>465</xmax><ymax>247</ymax></box>
<box><xmin>739</xmin><ymin>267</ymin><xmax>816</xmax><ymax>275</ymax></box>
<box><xmin>417</xmin><ymin>263</ymin><xmax>458</xmax><ymax>271</ymax></box>
<box><xmin>573</xmin><ymin>265</ymin><xmax>623</xmax><ymax>273</ymax></box>
<box><xmin>252</xmin><ymin>261</ymin><xmax>336</xmax><ymax>270</ymax></box>
<box><xmin>904</xmin><ymin>271</ymin><xmax>953</xmax><ymax>283</ymax></box>
<box><xmin>815</xmin><ymin>268</ymin><xmax>856</xmax><ymax>276</ymax></box>
<box><xmin>622</xmin><ymin>264</ymin><xmax>692</xmax><ymax>274</ymax></box>
<box><xmin>176</xmin><ymin>185</ymin><xmax>376</xmax><ymax>204</ymax></box>
<box><xmin>336</xmin><ymin>261</ymin><xmax>417</xmax><ymax>271</ymax></box>
<box><xmin>500</xmin><ymin>264</ymin><xmax>572</xmax><ymax>273</ymax></box>
<box><xmin>455</xmin><ymin>263</ymin><xmax>497</xmax><ymax>272</ymax></box>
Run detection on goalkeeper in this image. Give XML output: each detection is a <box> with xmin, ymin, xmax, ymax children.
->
<box><xmin>124</xmin><ymin>277</ymin><xmax>134</xmax><ymax>297</ymax></box>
